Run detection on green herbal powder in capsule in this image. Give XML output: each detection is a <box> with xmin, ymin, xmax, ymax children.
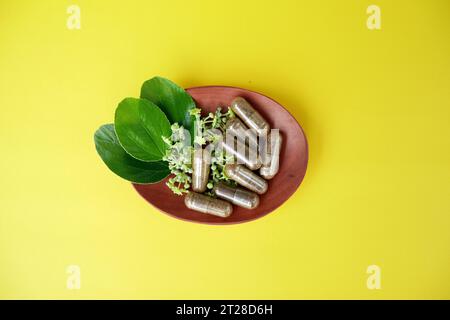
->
<box><xmin>260</xmin><ymin>132</ymin><xmax>282</xmax><ymax>179</ymax></box>
<box><xmin>184</xmin><ymin>192</ymin><xmax>233</xmax><ymax>218</ymax></box>
<box><xmin>224</xmin><ymin>117</ymin><xmax>270</xmax><ymax>166</ymax></box>
<box><xmin>221</xmin><ymin>135</ymin><xmax>261</xmax><ymax>170</ymax></box>
<box><xmin>192</xmin><ymin>148</ymin><xmax>210</xmax><ymax>193</ymax></box>
<box><xmin>224</xmin><ymin>164</ymin><xmax>268</xmax><ymax>195</ymax></box>
<box><xmin>213</xmin><ymin>182</ymin><xmax>260</xmax><ymax>209</ymax></box>
<box><xmin>231</xmin><ymin>97</ymin><xmax>270</xmax><ymax>132</ymax></box>
<box><xmin>224</xmin><ymin>117</ymin><xmax>258</xmax><ymax>148</ymax></box>
<box><xmin>230</xmin><ymin>97</ymin><xmax>272</xmax><ymax>166</ymax></box>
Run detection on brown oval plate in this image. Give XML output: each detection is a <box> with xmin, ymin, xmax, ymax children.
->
<box><xmin>133</xmin><ymin>86</ymin><xmax>308</xmax><ymax>224</ymax></box>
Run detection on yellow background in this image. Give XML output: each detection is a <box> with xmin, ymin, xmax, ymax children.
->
<box><xmin>1</xmin><ymin>0</ymin><xmax>449</xmax><ymax>299</ymax></box>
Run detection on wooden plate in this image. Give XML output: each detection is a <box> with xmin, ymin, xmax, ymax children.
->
<box><xmin>133</xmin><ymin>86</ymin><xmax>308</xmax><ymax>224</ymax></box>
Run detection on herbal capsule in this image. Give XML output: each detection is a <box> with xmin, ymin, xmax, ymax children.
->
<box><xmin>184</xmin><ymin>192</ymin><xmax>233</xmax><ymax>218</ymax></box>
<box><xmin>260</xmin><ymin>132</ymin><xmax>282</xmax><ymax>179</ymax></box>
<box><xmin>192</xmin><ymin>148</ymin><xmax>210</xmax><ymax>193</ymax></box>
<box><xmin>231</xmin><ymin>97</ymin><xmax>270</xmax><ymax>132</ymax></box>
<box><xmin>221</xmin><ymin>137</ymin><xmax>261</xmax><ymax>170</ymax></box>
<box><xmin>224</xmin><ymin>117</ymin><xmax>270</xmax><ymax>166</ymax></box>
<box><xmin>213</xmin><ymin>182</ymin><xmax>260</xmax><ymax>209</ymax></box>
<box><xmin>224</xmin><ymin>164</ymin><xmax>268</xmax><ymax>195</ymax></box>
<box><xmin>224</xmin><ymin>117</ymin><xmax>258</xmax><ymax>148</ymax></box>
<box><xmin>258</xmin><ymin>131</ymin><xmax>271</xmax><ymax>167</ymax></box>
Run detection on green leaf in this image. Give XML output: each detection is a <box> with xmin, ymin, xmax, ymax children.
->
<box><xmin>140</xmin><ymin>76</ymin><xmax>196</xmax><ymax>141</ymax></box>
<box><xmin>114</xmin><ymin>97</ymin><xmax>171</xmax><ymax>162</ymax></box>
<box><xmin>94</xmin><ymin>124</ymin><xmax>170</xmax><ymax>184</ymax></box>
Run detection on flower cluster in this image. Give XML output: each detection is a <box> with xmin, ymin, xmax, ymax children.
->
<box><xmin>189</xmin><ymin>107</ymin><xmax>235</xmax><ymax>143</ymax></box>
<box><xmin>163</xmin><ymin>107</ymin><xmax>237</xmax><ymax>196</ymax></box>
<box><xmin>204</xmin><ymin>149</ymin><xmax>236</xmax><ymax>195</ymax></box>
<box><xmin>191</xmin><ymin>107</ymin><xmax>237</xmax><ymax>195</ymax></box>
<box><xmin>162</xmin><ymin>123</ymin><xmax>193</xmax><ymax>195</ymax></box>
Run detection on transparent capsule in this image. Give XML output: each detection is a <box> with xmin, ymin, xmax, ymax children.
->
<box><xmin>221</xmin><ymin>135</ymin><xmax>261</xmax><ymax>170</ymax></box>
<box><xmin>184</xmin><ymin>192</ymin><xmax>233</xmax><ymax>218</ymax></box>
<box><xmin>260</xmin><ymin>132</ymin><xmax>282</xmax><ymax>179</ymax></box>
<box><xmin>224</xmin><ymin>164</ymin><xmax>268</xmax><ymax>195</ymax></box>
<box><xmin>224</xmin><ymin>117</ymin><xmax>271</xmax><ymax>166</ymax></box>
<box><xmin>258</xmin><ymin>131</ymin><xmax>271</xmax><ymax>167</ymax></box>
<box><xmin>231</xmin><ymin>97</ymin><xmax>270</xmax><ymax>132</ymax></box>
<box><xmin>213</xmin><ymin>182</ymin><xmax>260</xmax><ymax>209</ymax></box>
<box><xmin>224</xmin><ymin>117</ymin><xmax>258</xmax><ymax>148</ymax></box>
<box><xmin>192</xmin><ymin>148</ymin><xmax>211</xmax><ymax>193</ymax></box>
